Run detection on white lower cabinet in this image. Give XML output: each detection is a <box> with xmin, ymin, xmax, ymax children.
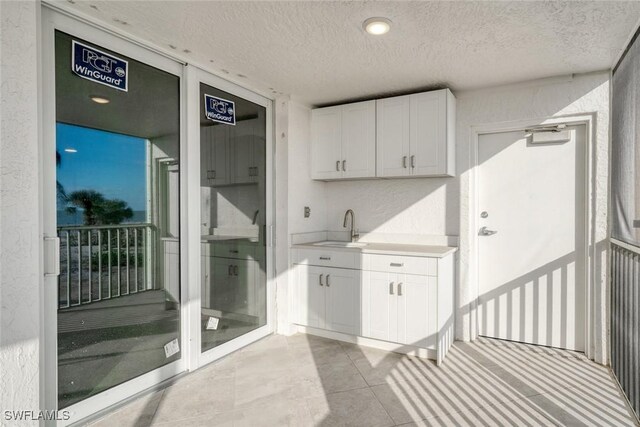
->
<box><xmin>293</xmin><ymin>247</ymin><xmax>455</xmax><ymax>364</ymax></box>
<box><xmin>362</xmin><ymin>272</ymin><xmax>437</xmax><ymax>349</ymax></box>
<box><xmin>201</xmin><ymin>242</ymin><xmax>260</xmax><ymax>318</ymax></box>
<box><xmin>296</xmin><ymin>264</ymin><xmax>360</xmax><ymax>335</ymax></box>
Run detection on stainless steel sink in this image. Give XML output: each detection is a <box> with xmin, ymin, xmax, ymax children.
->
<box><xmin>313</xmin><ymin>241</ymin><xmax>368</xmax><ymax>248</ymax></box>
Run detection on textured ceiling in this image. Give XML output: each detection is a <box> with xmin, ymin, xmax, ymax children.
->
<box><xmin>59</xmin><ymin>1</ymin><xmax>640</xmax><ymax>106</ymax></box>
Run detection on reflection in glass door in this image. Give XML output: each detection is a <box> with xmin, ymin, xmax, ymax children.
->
<box><xmin>54</xmin><ymin>31</ymin><xmax>181</xmax><ymax>408</ymax></box>
<box><xmin>199</xmin><ymin>83</ymin><xmax>267</xmax><ymax>352</ymax></box>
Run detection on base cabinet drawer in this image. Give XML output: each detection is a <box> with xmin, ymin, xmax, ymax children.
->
<box><xmin>363</xmin><ymin>253</ymin><xmax>437</xmax><ymax>276</ymax></box>
<box><xmin>296</xmin><ymin>264</ymin><xmax>360</xmax><ymax>335</ymax></box>
<box><xmin>293</xmin><ymin>248</ymin><xmax>359</xmax><ymax>269</ymax></box>
<box><xmin>362</xmin><ymin>271</ymin><xmax>437</xmax><ymax>349</ymax></box>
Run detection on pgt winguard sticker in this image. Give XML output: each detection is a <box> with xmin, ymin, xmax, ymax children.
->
<box><xmin>164</xmin><ymin>338</ymin><xmax>180</xmax><ymax>358</ymax></box>
<box><xmin>206</xmin><ymin>317</ymin><xmax>220</xmax><ymax>330</ymax></box>
<box><xmin>204</xmin><ymin>94</ymin><xmax>236</xmax><ymax>125</ymax></box>
<box><xmin>72</xmin><ymin>40</ymin><xmax>128</xmax><ymax>92</ymax></box>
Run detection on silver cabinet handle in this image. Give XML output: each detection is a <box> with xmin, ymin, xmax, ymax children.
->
<box><xmin>389</xmin><ymin>282</ymin><xmax>394</xmax><ymax>295</ymax></box>
<box><xmin>390</xmin><ymin>262</ymin><xmax>403</xmax><ymax>267</ymax></box>
<box><xmin>342</xmin><ymin>160</ymin><xmax>346</xmax><ymax>171</ymax></box>
<box><xmin>411</xmin><ymin>155</ymin><xmax>415</xmax><ymax>168</ymax></box>
<box><xmin>228</xmin><ymin>265</ymin><xmax>233</xmax><ymax>276</ymax></box>
<box><xmin>233</xmin><ymin>265</ymin><xmax>239</xmax><ymax>275</ymax></box>
<box><xmin>319</xmin><ymin>273</ymin><xmax>324</xmax><ymax>286</ymax></box>
<box><xmin>230</xmin><ymin>249</ymin><xmax>239</xmax><ymax>254</ymax></box>
<box><xmin>319</xmin><ymin>256</ymin><xmax>331</xmax><ymax>260</ymax></box>
<box><xmin>336</xmin><ymin>160</ymin><xmax>340</xmax><ymax>171</ymax></box>
<box><xmin>403</xmin><ymin>156</ymin><xmax>407</xmax><ymax>168</ymax></box>
<box><xmin>398</xmin><ymin>282</ymin><xmax>403</xmax><ymax>296</ymax></box>
<box><xmin>326</xmin><ymin>275</ymin><xmax>330</xmax><ymax>287</ymax></box>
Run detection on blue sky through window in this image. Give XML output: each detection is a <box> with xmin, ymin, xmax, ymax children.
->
<box><xmin>56</xmin><ymin>123</ymin><xmax>146</xmax><ymax>224</ymax></box>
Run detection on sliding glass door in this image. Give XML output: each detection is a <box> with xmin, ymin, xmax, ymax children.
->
<box><xmin>198</xmin><ymin>80</ymin><xmax>269</xmax><ymax>354</ymax></box>
<box><xmin>42</xmin><ymin>7</ymin><xmax>273</xmax><ymax>424</ymax></box>
<box><xmin>53</xmin><ymin>30</ymin><xmax>183</xmax><ymax>408</ymax></box>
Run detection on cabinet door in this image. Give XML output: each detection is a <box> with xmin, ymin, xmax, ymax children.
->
<box><xmin>231</xmin><ymin>119</ymin><xmax>255</xmax><ymax>184</ymax></box>
<box><xmin>397</xmin><ymin>275</ymin><xmax>438</xmax><ymax>349</ymax></box>
<box><xmin>211</xmin><ymin>124</ymin><xmax>231</xmax><ymax>186</ymax></box>
<box><xmin>232</xmin><ymin>259</ymin><xmax>255</xmax><ymax>315</ymax></box>
<box><xmin>311</xmin><ymin>106</ymin><xmax>342</xmax><ymax>180</ymax></box>
<box><xmin>296</xmin><ymin>265</ymin><xmax>326</xmax><ymax>329</ymax></box>
<box><xmin>212</xmin><ymin>257</ymin><xmax>234</xmax><ymax>313</ymax></box>
<box><xmin>201</xmin><ymin>127</ymin><xmax>212</xmax><ymax>186</ymax></box>
<box><xmin>201</xmin><ymin>253</ymin><xmax>215</xmax><ymax>309</ymax></box>
<box><xmin>324</xmin><ymin>267</ymin><xmax>361</xmax><ymax>335</ymax></box>
<box><xmin>410</xmin><ymin>91</ymin><xmax>446</xmax><ymax>176</ymax></box>
<box><xmin>341</xmin><ymin>101</ymin><xmax>376</xmax><ymax>179</ymax></box>
<box><xmin>376</xmin><ymin>96</ymin><xmax>411</xmax><ymax>177</ymax></box>
<box><xmin>362</xmin><ymin>271</ymin><xmax>398</xmax><ymax>342</ymax></box>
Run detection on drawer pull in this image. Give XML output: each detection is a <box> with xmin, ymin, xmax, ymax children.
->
<box><xmin>319</xmin><ymin>274</ymin><xmax>324</xmax><ymax>286</ymax></box>
<box><xmin>319</xmin><ymin>256</ymin><xmax>331</xmax><ymax>261</ymax></box>
<box><xmin>398</xmin><ymin>282</ymin><xmax>403</xmax><ymax>296</ymax></box>
<box><xmin>230</xmin><ymin>250</ymin><xmax>239</xmax><ymax>254</ymax></box>
<box><xmin>389</xmin><ymin>282</ymin><xmax>394</xmax><ymax>295</ymax></box>
<box><xmin>390</xmin><ymin>262</ymin><xmax>404</xmax><ymax>267</ymax></box>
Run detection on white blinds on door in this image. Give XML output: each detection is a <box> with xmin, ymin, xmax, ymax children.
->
<box><xmin>612</xmin><ymin>34</ymin><xmax>640</xmax><ymax>247</ymax></box>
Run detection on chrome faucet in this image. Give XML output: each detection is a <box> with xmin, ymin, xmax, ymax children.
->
<box><xmin>343</xmin><ymin>209</ymin><xmax>359</xmax><ymax>242</ymax></box>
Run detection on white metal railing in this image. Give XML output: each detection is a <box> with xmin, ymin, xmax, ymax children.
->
<box><xmin>57</xmin><ymin>223</ymin><xmax>155</xmax><ymax>309</ymax></box>
<box><xmin>610</xmin><ymin>239</ymin><xmax>640</xmax><ymax>420</ymax></box>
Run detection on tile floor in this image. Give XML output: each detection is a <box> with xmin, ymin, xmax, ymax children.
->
<box><xmin>88</xmin><ymin>334</ymin><xmax>638</xmax><ymax>426</ymax></box>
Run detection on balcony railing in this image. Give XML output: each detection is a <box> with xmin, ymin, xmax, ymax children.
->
<box><xmin>57</xmin><ymin>223</ymin><xmax>156</xmax><ymax>309</ymax></box>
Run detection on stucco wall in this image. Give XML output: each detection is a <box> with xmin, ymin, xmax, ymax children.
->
<box><xmin>456</xmin><ymin>72</ymin><xmax>610</xmax><ymax>363</ymax></box>
<box><xmin>296</xmin><ymin>72</ymin><xmax>610</xmax><ymax>363</ymax></box>
<box><xmin>0</xmin><ymin>0</ymin><xmax>41</xmax><ymax>423</ymax></box>
<box><xmin>288</xmin><ymin>102</ymin><xmax>327</xmax><ymax>235</ymax></box>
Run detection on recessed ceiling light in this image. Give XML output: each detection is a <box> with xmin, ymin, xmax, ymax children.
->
<box><xmin>90</xmin><ymin>95</ymin><xmax>110</xmax><ymax>104</ymax></box>
<box><xmin>363</xmin><ymin>17</ymin><xmax>391</xmax><ymax>35</ymax></box>
<box><xmin>64</xmin><ymin>148</ymin><xmax>77</xmax><ymax>153</ymax></box>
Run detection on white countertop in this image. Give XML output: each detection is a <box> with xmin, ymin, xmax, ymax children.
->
<box><xmin>292</xmin><ymin>241</ymin><xmax>457</xmax><ymax>258</ymax></box>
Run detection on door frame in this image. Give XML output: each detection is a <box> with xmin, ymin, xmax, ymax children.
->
<box><xmin>467</xmin><ymin>114</ymin><xmax>595</xmax><ymax>358</ymax></box>
<box><xmin>187</xmin><ymin>65</ymin><xmax>275</xmax><ymax>369</ymax></box>
<box><xmin>40</xmin><ymin>5</ymin><xmax>275</xmax><ymax>425</ymax></box>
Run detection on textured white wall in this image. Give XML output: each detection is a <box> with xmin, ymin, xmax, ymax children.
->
<box><xmin>325</xmin><ymin>178</ymin><xmax>457</xmax><ymax>236</ymax></box>
<box><xmin>0</xmin><ymin>0</ymin><xmax>41</xmax><ymax>422</ymax></box>
<box><xmin>274</xmin><ymin>97</ymin><xmax>292</xmax><ymax>334</ymax></box>
<box><xmin>288</xmin><ymin>102</ymin><xmax>327</xmax><ymax>234</ymax></box>
<box><xmin>456</xmin><ymin>72</ymin><xmax>610</xmax><ymax>364</ymax></box>
<box><xmin>314</xmin><ymin>72</ymin><xmax>610</xmax><ymax>363</ymax></box>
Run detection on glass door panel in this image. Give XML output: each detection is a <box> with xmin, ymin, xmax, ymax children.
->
<box><xmin>199</xmin><ymin>83</ymin><xmax>267</xmax><ymax>352</ymax></box>
<box><xmin>54</xmin><ymin>31</ymin><xmax>181</xmax><ymax>408</ymax></box>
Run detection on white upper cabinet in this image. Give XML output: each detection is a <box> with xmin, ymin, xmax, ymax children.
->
<box><xmin>201</xmin><ymin>116</ymin><xmax>264</xmax><ymax>187</ymax></box>
<box><xmin>376</xmin><ymin>95</ymin><xmax>411</xmax><ymax>177</ymax></box>
<box><xmin>311</xmin><ymin>101</ymin><xmax>376</xmax><ymax>180</ymax></box>
<box><xmin>378</xmin><ymin>89</ymin><xmax>455</xmax><ymax>178</ymax></box>
<box><xmin>341</xmin><ymin>101</ymin><xmax>376</xmax><ymax>179</ymax></box>
<box><xmin>311</xmin><ymin>89</ymin><xmax>455</xmax><ymax>181</ymax></box>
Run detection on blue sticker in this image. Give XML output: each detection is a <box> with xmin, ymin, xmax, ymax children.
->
<box><xmin>72</xmin><ymin>40</ymin><xmax>128</xmax><ymax>92</ymax></box>
<box><xmin>204</xmin><ymin>94</ymin><xmax>236</xmax><ymax>126</ymax></box>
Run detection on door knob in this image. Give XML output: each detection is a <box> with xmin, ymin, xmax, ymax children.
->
<box><xmin>479</xmin><ymin>226</ymin><xmax>498</xmax><ymax>236</ymax></box>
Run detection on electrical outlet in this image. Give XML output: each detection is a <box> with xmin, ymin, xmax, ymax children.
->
<box><xmin>304</xmin><ymin>206</ymin><xmax>311</xmax><ymax>218</ymax></box>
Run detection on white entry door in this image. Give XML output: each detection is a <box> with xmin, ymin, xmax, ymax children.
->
<box><xmin>477</xmin><ymin>125</ymin><xmax>586</xmax><ymax>351</ymax></box>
